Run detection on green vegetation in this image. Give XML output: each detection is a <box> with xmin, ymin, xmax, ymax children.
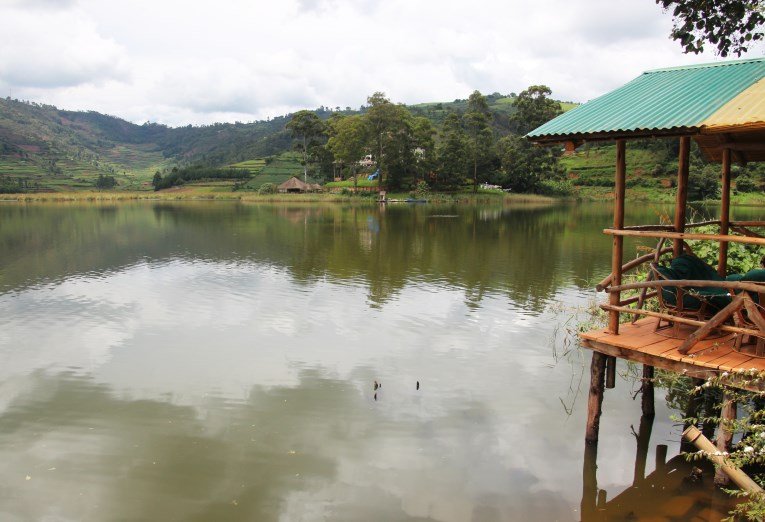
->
<box><xmin>153</xmin><ymin>166</ymin><xmax>250</xmax><ymax>190</ymax></box>
<box><xmin>3</xmin><ymin>90</ymin><xmax>765</xmax><ymax>205</ymax></box>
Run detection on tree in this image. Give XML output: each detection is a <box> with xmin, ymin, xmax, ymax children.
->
<box><xmin>365</xmin><ymin>92</ymin><xmax>400</xmax><ymax>187</ymax></box>
<box><xmin>95</xmin><ymin>174</ymin><xmax>117</xmax><ymax>190</ymax></box>
<box><xmin>496</xmin><ymin>135</ymin><xmax>563</xmax><ymax>193</ymax></box>
<box><xmin>512</xmin><ymin>85</ymin><xmax>563</xmax><ymax>135</ymax></box>
<box><xmin>327</xmin><ymin>115</ymin><xmax>369</xmax><ymax>189</ymax></box>
<box><xmin>656</xmin><ymin>0</ymin><xmax>764</xmax><ymax>57</ymax></box>
<box><xmin>152</xmin><ymin>171</ymin><xmax>162</xmax><ymax>191</ymax></box>
<box><xmin>436</xmin><ymin>113</ymin><xmax>468</xmax><ymax>190</ymax></box>
<box><xmin>463</xmin><ymin>91</ymin><xmax>495</xmax><ymax>192</ymax></box>
<box><xmin>286</xmin><ymin>110</ymin><xmax>325</xmax><ymax>183</ymax></box>
<box><xmin>688</xmin><ymin>164</ymin><xmax>721</xmax><ymax>200</ymax></box>
<box><xmin>410</xmin><ymin>116</ymin><xmax>436</xmax><ymax>184</ymax></box>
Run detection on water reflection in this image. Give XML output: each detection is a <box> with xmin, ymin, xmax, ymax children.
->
<box><xmin>1</xmin><ymin>202</ymin><xmax>627</xmax><ymax>311</ymax></box>
<box><xmin>0</xmin><ymin>201</ymin><xmax>755</xmax><ymax>521</ymax></box>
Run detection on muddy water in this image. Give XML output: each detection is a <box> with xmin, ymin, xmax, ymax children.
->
<box><xmin>0</xmin><ymin>201</ymin><xmax>760</xmax><ymax>521</ymax></box>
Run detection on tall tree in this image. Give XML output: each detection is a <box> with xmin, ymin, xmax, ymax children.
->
<box><xmin>463</xmin><ymin>91</ymin><xmax>494</xmax><ymax>193</ymax></box>
<box><xmin>436</xmin><ymin>112</ymin><xmax>468</xmax><ymax>190</ymax></box>
<box><xmin>656</xmin><ymin>0</ymin><xmax>764</xmax><ymax>57</ymax></box>
<box><xmin>512</xmin><ymin>85</ymin><xmax>563</xmax><ymax>135</ymax></box>
<box><xmin>286</xmin><ymin>110</ymin><xmax>325</xmax><ymax>183</ymax></box>
<box><xmin>411</xmin><ymin>116</ymin><xmax>436</xmax><ymax>184</ymax></box>
<box><xmin>365</xmin><ymin>92</ymin><xmax>399</xmax><ymax>187</ymax></box>
<box><xmin>327</xmin><ymin>115</ymin><xmax>369</xmax><ymax>189</ymax></box>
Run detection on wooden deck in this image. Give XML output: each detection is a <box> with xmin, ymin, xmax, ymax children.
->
<box><xmin>580</xmin><ymin>317</ymin><xmax>765</xmax><ymax>383</ymax></box>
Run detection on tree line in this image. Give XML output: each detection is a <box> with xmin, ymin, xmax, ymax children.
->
<box><xmin>286</xmin><ymin>86</ymin><xmax>566</xmax><ymax>194</ymax></box>
<box><xmin>152</xmin><ymin>166</ymin><xmax>250</xmax><ymax>190</ymax></box>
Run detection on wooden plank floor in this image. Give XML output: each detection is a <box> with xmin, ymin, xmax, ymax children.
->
<box><xmin>580</xmin><ymin>318</ymin><xmax>765</xmax><ymax>382</ymax></box>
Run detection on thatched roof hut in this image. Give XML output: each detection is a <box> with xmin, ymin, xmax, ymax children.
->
<box><xmin>277</xmin><ymin>177</ymin><xmax>311</xmax><ymax>193</ymax></box>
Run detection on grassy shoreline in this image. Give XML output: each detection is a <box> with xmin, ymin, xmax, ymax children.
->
<box><xmin>0</xmin><ymin>190</ymin><xmax>558</xmax><ymax>204</ymax></box>
<box><xmin>3</xmin><ymin>187</ymin><xmax>764</xmax><ymax>206</ymax></box>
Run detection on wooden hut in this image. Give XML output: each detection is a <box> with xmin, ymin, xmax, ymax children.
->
<box><xmin>277</xmin><ymin>176</ymin><xmax>312</xmax><ymax>193</ymax></box>
<box><xmin>527</xmin><ymin>58</ymin><xmax>765</xmax><ymax>451</ymax></box>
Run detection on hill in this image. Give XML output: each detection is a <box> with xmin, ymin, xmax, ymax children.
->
<box><xmin>4</xmin><ymin>93</ymin><xmax>650</xmax><ymax>195</ymax></box>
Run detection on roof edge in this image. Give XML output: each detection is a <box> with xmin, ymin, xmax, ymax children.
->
<box><xmin>645</xmin><ymin>57</ymin><xmax>765</xmax><ymax>74</ymax></box>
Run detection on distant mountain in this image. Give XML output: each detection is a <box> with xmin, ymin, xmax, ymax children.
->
<box><xmin>0</xmin><ymin>94</ymin><xmax>577</xmax><ymax>191</ymax></box>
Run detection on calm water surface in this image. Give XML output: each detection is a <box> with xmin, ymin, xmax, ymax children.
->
<box><xmin>0</xmin><ymin>201</ymin><xmax>761</xmax><ymax>521</ymax></box>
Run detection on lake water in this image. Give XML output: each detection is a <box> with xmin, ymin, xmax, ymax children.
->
<box><xmin>0</xmin><ymin>201</ymin><xmax>761</xmax><ymax>521</ymax></box>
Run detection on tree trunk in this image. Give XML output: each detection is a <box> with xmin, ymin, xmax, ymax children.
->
<box><xmin>473</xmin><ymin>156</ymin><xmax>478</xmax><ymax>193</ymax></box>
<box><xmin>303</xmin><ymin>136</ymin><xmax>308</xmax><ymax>184</ymax></box>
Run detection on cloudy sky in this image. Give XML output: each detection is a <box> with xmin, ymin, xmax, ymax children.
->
<box><xmin>0</xmin><ymin>0</ymin><xmax>758</xmax><ymax>126</ymax></box>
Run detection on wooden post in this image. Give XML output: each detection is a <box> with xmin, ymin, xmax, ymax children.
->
<box><xmin>586</xmin><ymin>352</ymin><xmax>608</xmax><ymax>444</ymax></box>
<box><xmin>641</xmin><ymin>365</ymin><xmax>655</xmax><ymax>418</ymax></box>
<box><xmin>633</xmin><ymin>413</ymin><xmax>654</xmax><ymax>485</ymax></box>
<box><xmin>681</xmin><ymin>377</ymin><xmax>705</xmax><ymax>452</ymax></box>
<box><xmin>605</xmin><ymin>356</ymin><xmax>616</xmax><ymax>389</ymax></box>
<box><xmin>718</xmin><ymin>148</ymin><xmax>732</xmax><ymax>277</ymax></box>
<box><xmin>715</xmin><ymin>390</ymin><xmax>737</xmax><ymax>486</ymax></box>
<box><xmin>581</xmin><ymin>441</ymin><xmax>598</xmax><ymax>520</ymax></box>
<box><xmin>609</xmin><ymin>139</ymin><xmax>626</xmax><ymax>334</ymax></box>
<box><xmin>655</xmin><ymin>444</ymin><xmax>667</xmax><ymax>472</ymax></box>
<box><xmin>673</xmin><ymin>136</ymin><xmax>690</xmax><ymax>257</ymax></box>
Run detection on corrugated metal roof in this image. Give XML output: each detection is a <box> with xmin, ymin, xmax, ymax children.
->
<box><xmin>527</xmin><ymin>58</ymin><xmax>765</xmax><ymax>141</ymax></box>
<box><xmin>703</xmin><ymin>77</ymin><xmax>765</xmax><ymax>133</ymax></box>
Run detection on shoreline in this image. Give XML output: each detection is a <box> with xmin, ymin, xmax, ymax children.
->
<box><xmin>0</xmin><ymin>190</ymin><xmax>559</xmax><ymax>204</ymax></box>
<box><xmin>2</xmin><ymin>188</ymin><xmax>764</xmax><ymax>206</ymax></box>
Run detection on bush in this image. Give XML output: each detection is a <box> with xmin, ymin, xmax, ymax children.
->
<box><xmin>735</xmin><ymin>176</ymin><xmax>758</xmax><ymax>193</ymax></box>
<box><xmin>687</xmin><ymin>166</ymin><xmax>720</xmax><ymax>201</ymax></box>
<box><xmin>412</xmin><ymin>180</ymin><xmax>430</xmax><ymax>199</ymax></box>
<box><xmin>258</xmin><ymin>182</ymin><xmax>277</xmax><ymax>195</ymax></box>
<box><xmin>538</xmin><ymin>179</ymin><xmax>573</xmax><ymax>196</ymax></box>
<box><xmin>95</xmin><ymin>174</ymin><xmax>116</xmax><ymax>189</ymax></box>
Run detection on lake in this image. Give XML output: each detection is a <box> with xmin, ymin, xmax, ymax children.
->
<box><xmin>0</xmin><ymin>200</ymin><xmax>760</xmax><ymax>521</ymax></box>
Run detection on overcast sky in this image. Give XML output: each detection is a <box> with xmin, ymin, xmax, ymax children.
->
<box><xmin>0</xmin><ymin>0</ymin><xmax>759</xmax><ymax>127</ymax></box>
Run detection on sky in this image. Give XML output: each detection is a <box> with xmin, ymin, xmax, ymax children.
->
<box><xmin>0</xmin><ymin>0</ymin><xmax>759</xmax><ymax>127</ymax></box>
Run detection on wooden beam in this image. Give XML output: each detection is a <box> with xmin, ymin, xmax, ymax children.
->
<box><xmin>603</xmin><ymin>228</ymin><xmax>765</xmax><ymax>247</ymax></box>
<box><xmin>585</xmin><ymin>352</ymin><xmax>608</xmax><ymax>443</ymax></box>
<box><xmin>674</xmin><ymin>136</ymin><xmax>690</xmax><ymax>257</ymax></box>
<box><xmin>582</xmin><ymin>338</ymin><xmax>718</xmax><ymax>379</ymax></box>
<box><xmin>609</xmin><ymin>139</ymin><xmax>626</xmax><ymax>334</ymax></box>
<box><xmin>676</xmin><ymin>295</ymin><xmax>744</xmax><ymax>354</ymax></box>
<box><xmin>683</xmin><ymin>425</ymin><xmax>762</xmax><ymax>493</ymax></box>
<box><xmin>717</xmin><ymin>142</ymin><xmax>765</xmax><ymax>152</ymax></box>
<box><xmin>596</xmin><ymin>248</ymin><xmax>673</xmax><ymax>291</ymax></box>
<box><xmin>599</xmin><ymin>303</ymin><xmax>763</xmax><ymax>338</ymax></box>
<box><xmin>719</xmin><ymin>148</ymin><xmax>732</xmax><ymax>277</ymax></box>
<box><xmin>608</xmin><ymin>278</ymin><xmax>765</xmax><ymax>295</ymax></box>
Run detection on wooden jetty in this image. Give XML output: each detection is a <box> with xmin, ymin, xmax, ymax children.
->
<box><xmin>528</xmin><ymin>57</ymin><xmax>765</xmax><ymax>492</ymax></box>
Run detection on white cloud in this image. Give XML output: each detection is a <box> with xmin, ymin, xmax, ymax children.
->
<box><xmin>0</xmin><ymin>0</ymin><xmax>751</xmax><ymax>126</ymax></box>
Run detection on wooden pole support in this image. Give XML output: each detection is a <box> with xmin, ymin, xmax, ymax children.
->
<box><xmin>605</xmin><ymin>356</ymin><xmax>616</xmax><ymax>389</ymax></box>
<box><xmin>682</xmin><ymin>425</ymin><xmax>762</xmax><ymax>494</ymax></box>
<box><xmin>642</xmin><ymin>365</ymin><xmax>655</xmax><ymax>418</ymax></box>
<box><xmin>674</xmin><ymin>136</ymin><xmax>690</xmax><ymax>257</ymax></box>
<box><xmin>609</xmin><ymin>139</ymin><xmax>626</xmax><ymax>334</ymax></box>
<box><xmin>633</xmin><ymin>413</ymin><xmax>654</xmax><ymax>485</ymax></box>
<box><xmin>655</xmin><ymin>444</ymin><xmax>667</xmax><ymax>471</ymax></box>
<box><xmin>719</xmin><ymin>148</ymin><xmax>732</xmax><ymax>277</ymax></box>
<box><xmin>586</xmin><ymin>352</ymin><xmax>608</xmax><ymax>444</ymax></box>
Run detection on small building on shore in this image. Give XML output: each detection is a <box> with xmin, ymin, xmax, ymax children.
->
<box><xmin>278</xmin><ymin>177</ymin><xmax>319</xmax><ymax>193</ymax></box>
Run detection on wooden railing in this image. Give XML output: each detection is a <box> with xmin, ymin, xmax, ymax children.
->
<box><xmin>595</xmin><ymin>221</ymin><xmax>765</xmax><ymax>355</ymax></box>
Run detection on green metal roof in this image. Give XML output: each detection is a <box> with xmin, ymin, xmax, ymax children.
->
<box><xmin>527</xmin><ymin>58</ymin><xmax>765</xmax><ymax>141</ymax></box>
